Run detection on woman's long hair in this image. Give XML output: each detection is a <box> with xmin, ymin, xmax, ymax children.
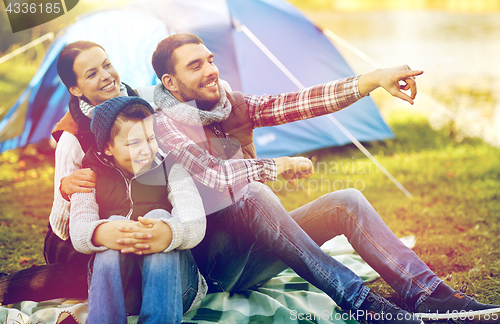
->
<box><xmin>56</xmin><ymin>41</ymin><xmax>105</xmax><ymax>90</ymax></box>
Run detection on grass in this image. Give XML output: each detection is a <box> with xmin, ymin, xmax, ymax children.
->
<box><xmin>0</xmin><ymin>146</ymin><xmax>54</xmax><ymax>273</ymax></box>
<box><xmin>0</xmin><ymin>54</ymin><xmax>50</xmax><ymax>272</ymax></box>
<box><xmin>0</xmin><ymin>55</ymin><xmax>41</xmax><ymax>119</ymax></box>
<box><xmin>0</xmin><ymin>110</ymin><xmax>499</xmax><ymax>323</ymax></box>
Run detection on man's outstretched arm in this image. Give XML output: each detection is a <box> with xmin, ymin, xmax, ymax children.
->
<box><xmin>247</xmin><ymin>65</ymin><xmax>423</xmax><ymax>128</ymax></box>
<box><xmin>155</xmin><ymin>114</ymin><xmax>310</xmax><ymax>192</ymax></box>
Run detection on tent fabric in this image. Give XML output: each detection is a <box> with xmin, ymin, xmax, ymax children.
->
<box><xmin>0</xmin><ymin>0</ymin><xmax>394</xmax><ymax>155</ymax></box>
<box><xmin>0</xmin><ymin>9</ymin><xmax>168</xmax><ymax>152</ymax></box>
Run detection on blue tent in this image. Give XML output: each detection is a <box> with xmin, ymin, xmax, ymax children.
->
<box><xmin>0</xmin><ymin>0</ymin><xmax>394</xmax><ymax>157</ymax></box>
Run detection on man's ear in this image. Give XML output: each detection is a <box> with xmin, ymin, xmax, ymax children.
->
<box><xmin>104</xmin><ymin>143</ymin><xmax>113</xmax><ymax>157</ymax></box>
<box><xmin>69</xmin><ymin>86</ymin><xmax>83</xmax><ymax>98</ymax></box>
<box><xmin>161</xmin><ymin>74</ymin><xmax>178</xmax><ymax>92</ymax></box>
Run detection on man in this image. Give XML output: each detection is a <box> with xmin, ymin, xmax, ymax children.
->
<box><xmin>131</xmin><ymin>33</ymin><xmax>499</xmax><ymax>324</ymax></box>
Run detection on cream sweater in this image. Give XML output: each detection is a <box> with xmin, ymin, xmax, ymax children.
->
<box><xmin>49</xmin><ymin>131</ymin><xmax>85</xmax><ymax>240</ymax></box>
<box><xmin>50</xmin><ymin>131</ymin><xmax>208</xmax><ymax>309</ymax></box>
<box><xmin>69</xmin><ymin>163</ymin><xmax>206</xmax><ymax>254</ymax></box>
<box><xmin>68</xmin><ymin>160</ymin><xmax>208</xmax><ymax>311</ymax></box>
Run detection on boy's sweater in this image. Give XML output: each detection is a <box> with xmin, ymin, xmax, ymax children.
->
<box><xmin>69</xmin><ymin>148</ymin><xmax>206</xmax><ymax>255</ymax></box>
<box><xmin>69</xmin><ymin>148</ymin><xmax>208</xmax><ymax>310</ymax></box>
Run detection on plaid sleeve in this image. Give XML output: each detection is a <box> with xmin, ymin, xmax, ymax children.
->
<box><xmin>155</xmin><ymin>114</ymin><xmax>277</xmax><ymax>192</ymax></box>
<box><xmin>246</xmin><ymin>76</ymin><xmax>363</xmax><ymax>128</ymax></box>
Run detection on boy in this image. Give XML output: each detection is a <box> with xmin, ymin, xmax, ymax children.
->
<box><xmin>69</xmin><ymin>96</ymin><xmax>206</xmax><ymax>324</ymax></box>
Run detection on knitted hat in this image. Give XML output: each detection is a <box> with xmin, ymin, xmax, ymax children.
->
<box><xmin>91</xmin><ymin>96</ymin><xmax>155</xmax><ymax>152</ymax></box>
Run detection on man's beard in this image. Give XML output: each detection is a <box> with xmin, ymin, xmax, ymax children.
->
<box><xmin>177</xmin><ymin>78</ymin><xmax>220</xmax><ymax>111</ymax></box>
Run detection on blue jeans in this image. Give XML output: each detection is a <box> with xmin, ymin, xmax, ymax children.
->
<box><xmin>86</xmin><ymin>212</ymin><xmax>199</xmax><ymax>324</ymax></box>
<box><xmin>191</xmin><ymin>183</ymin><xmax>441</xmax><ymax>310</ymax></box>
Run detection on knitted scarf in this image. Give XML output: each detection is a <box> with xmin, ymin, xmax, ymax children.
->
<box><xmin>79</xmin><ymin>83</ymin><xmax>128</xmax><ymax>119</ymax></box>
<box><xmin>153</xmin><ymin>83</ymin><xmax>231</xmax><ymax>126</ymax></box>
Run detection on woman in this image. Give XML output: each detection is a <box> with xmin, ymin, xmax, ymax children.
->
<box><xmin>47</xmin><ymin>41</ymin><xmax>134</xmax><ymax>264</ymax></box>
<box><xmin>0</xmin><ymin>42</ymin><xmax>204</xmax><ymax>315</ymax></box>
<box><xmin>45</xmin><ymin>41</ymin><xmax>139</xmax><ymax>305</ymax></box>
<box><xmin>0</xmin><ymin>41</ymin><xmax>125</xmax><ymax>305</ymax></box>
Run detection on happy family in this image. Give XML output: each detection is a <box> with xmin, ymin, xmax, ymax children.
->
<box><xmin>1</xmin><ymin>33</ymin><xmax>499</xmax><ymax>324</ymax></box>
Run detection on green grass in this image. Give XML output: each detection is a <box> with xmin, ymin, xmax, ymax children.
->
<box><xmin>0</xmin><ymin>146</ymin><xmax>54</xmax><ymax>273</ymax></box>
<box><xmin>0</xmin><ymin>55</ymin><xmax>41</xmax><ymax>119</ymax></box>
<box><xmin>0</xmin><ymin>55</ymin><xmax>49</xmax><ymax>273</ymax></box>
<box><xmin>0</xmin><ymin>110</ymin><xmax>499</xmax><ymax>322</ymax></box>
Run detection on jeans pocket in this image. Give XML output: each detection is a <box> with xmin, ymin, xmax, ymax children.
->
<box><xmin>182</xmin><ymin>287</ymin><xmax>198</xmax><ymax>314</ymax></box>
<box><xmin>205</xmin><ymin>276</ymin><xmax>225</xmax><ymax>294</ymax></box>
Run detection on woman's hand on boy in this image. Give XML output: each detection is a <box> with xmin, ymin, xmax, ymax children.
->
<box><xmin>60</xmin><ymin>168</ymin><xmax>96</xmax><ymax>200</ymax></box>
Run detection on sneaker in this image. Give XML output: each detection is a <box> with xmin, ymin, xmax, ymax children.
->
<box><xmin>352</xmin><ymin>292</ymin><xmax>423</xmax><ymax>324</ymax></box>
<box><xmin>415</xmin><ymin>290</ymin><xmax>500</xmax><ymax>323</ymax></box>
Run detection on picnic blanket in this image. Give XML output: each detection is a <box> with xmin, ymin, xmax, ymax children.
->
<box><xmin>0</xmin><ymin>235</ymin><xmax>415</xmax><ymax>324</ymax></box>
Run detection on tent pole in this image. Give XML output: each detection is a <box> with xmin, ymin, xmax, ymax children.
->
<box><xmin>326</xmin><ymin>115</ymin><xmax>413</xmax><ymax>199</ymax></box>
<box><xmin>0</xmin><ymin>32</ymin><xmax>54</xmax><ymax>65</ymax></box>
<box><xmin>323</xmin><ymin>29</ymin><xmax>458</xmax><ymax>120</ymax></box>
<box><xmin>233</xmin><ymin>19</ymin><xmax>413</xmax><ymax>199</ymax></box>
<box><xmin>233</xmin><ymin>21</ymin><xmax>304</xmax><ymax>89</ymax></box>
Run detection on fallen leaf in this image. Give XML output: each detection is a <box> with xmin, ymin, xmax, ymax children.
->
<box><xmin>19</xmin><ymin>257</ymin><xmax>32</xmax><ymax>265</ymax></box>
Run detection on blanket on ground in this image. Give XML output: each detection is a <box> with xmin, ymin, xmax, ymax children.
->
<box><xmin>0</xmin><ymin>235</ymin><xmax>415</xmax><ymax>324</ymax></box>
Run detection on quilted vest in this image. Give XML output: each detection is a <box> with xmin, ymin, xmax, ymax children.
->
<box><xmin>175</xmin><ymin>91</ymin><xmax>257</xmax><ymax>161</ymax></box>
<box><xmin>171</xmin><ymin>91</ymin><xmax>257</xmax><ymax>214</ymax></box>
<box><xmin>82</xmin><ymin>147</ymin><xmax>173</xmax><ymax>221</ymax></box>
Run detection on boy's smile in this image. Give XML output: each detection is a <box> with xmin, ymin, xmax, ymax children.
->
<box><xmin>104</xmin><ymin>116</ymin><xmax>158</xmax><ymax>178</ymax></box>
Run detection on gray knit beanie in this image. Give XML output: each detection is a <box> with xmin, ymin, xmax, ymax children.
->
<box><xmin>91</xmin><ymin>96</ymin><xmax>154</xmax><ymax>153</ymax></box>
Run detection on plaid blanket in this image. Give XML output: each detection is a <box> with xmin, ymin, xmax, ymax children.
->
<box><xmin>0</xmin><ymin>236</ymin><xmax>415</xmax><ymax>324</ymax></box>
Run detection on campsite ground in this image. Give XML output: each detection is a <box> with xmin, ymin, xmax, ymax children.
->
<box><xmin>1</xmin><ymin>8</ymin><xmax>499</xmax><ymax>321</ymax></box>
<box><xmin>1</xmin><ymin>107</ymin><xmax>499</xmax><ymax>323</ymax></box>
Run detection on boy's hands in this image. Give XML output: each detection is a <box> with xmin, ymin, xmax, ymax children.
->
<box><xmin>135</xmin><ymin>217</ymin><xmax>173</xmax><ymax>254</ymax></box>
<box><xmin>113</xmin><ymin>217</ymin><xmax>173</xmax><ymax>254</ymax></box>
<box><xmin>92</xmin><ymin>220</ymin><xmax>145</xmax><ymax>251</ymax></box>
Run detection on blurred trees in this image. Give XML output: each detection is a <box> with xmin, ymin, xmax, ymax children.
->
<box><xmin>288</xmin><ymin>0</ymin><xmax>500</xmax><ymax>11</ymax></box>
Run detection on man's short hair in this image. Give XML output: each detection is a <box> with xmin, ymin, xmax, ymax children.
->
<box><xmin>152</xmin><ymin>33</ymin><xmax>204</xmax><ymax>79</ymax></box>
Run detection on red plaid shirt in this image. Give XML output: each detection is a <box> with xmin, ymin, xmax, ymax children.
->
<box><xmin>155</xmin><ymin>76</ymin><xmax>362</xmax><ymax>192</ymax></box>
